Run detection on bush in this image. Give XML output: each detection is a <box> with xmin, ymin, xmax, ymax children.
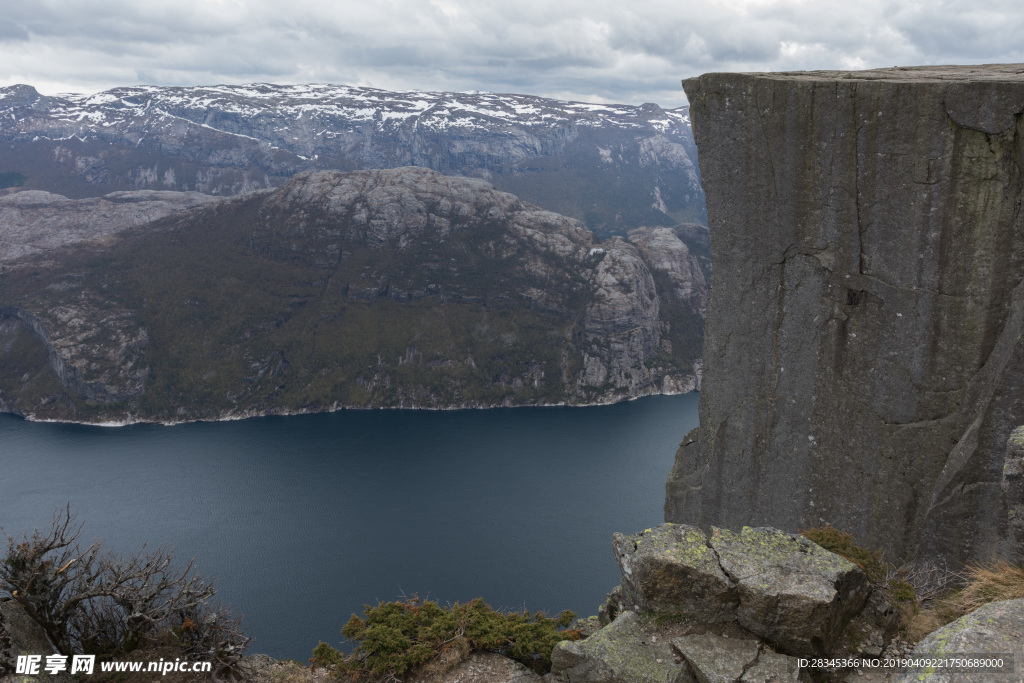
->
<box><xmin>316</xmin><ymin>595</ymin><xmax>580</xmax><ymax>680</ymax></box>
<box><xmin>0</xmin><ymin>506</ymin><xmax>250</xmax><ymax>678</ymax></box>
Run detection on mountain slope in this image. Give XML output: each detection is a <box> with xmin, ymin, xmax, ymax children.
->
<box><xmin>0</xmin><ymin>84</ymin><xmax>704</xmax><ymax>238</ymax></box>
<box><xmin>0</xmin><ymin>168</ymin><xmax>706</xmax><ymax>423</ymax></box>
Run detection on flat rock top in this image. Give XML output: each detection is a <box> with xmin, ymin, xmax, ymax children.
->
<box><xmin>688</xmin><ymin>63</ymin><xmax>1024</xmax><ymax>83</ymax></box>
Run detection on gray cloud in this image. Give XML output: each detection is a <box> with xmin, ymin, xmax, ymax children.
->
<box><xmin>2</xmin><ymin>0</ymin><xmax>1024</xmax><ymax>106</ymax></box>
<box><xmin>0</xmin><ymin>20</ymin><xmax>30</xmax><ymax>42</ymax></box>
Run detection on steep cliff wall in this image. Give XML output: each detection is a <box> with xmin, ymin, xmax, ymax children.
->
<box><xmin>666</xmin><ymin>65</ymin><xmax>1024</xmax><ymax>566</ymax></box>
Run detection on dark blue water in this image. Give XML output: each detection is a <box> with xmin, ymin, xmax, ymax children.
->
<box><xmin>0</xmin><ymin>394</ymin><xmax>698</xmax><ymax>660</ymax></box>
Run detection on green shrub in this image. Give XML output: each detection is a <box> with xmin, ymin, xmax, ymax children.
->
<box><xmin>321</xmin><ymin>595</ymin><xmax>580</xmax><ymax>680</ymax></box>
<box><xmin>311</xmin><ymin>641</ymin><xmax>344</xmax><ymax>668</ymax></box>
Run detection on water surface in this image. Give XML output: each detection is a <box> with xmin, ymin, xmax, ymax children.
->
<box><xmin>1</xmin><ymin>394</ymin><xmax>698</xmax><ymax>660</ymax></box>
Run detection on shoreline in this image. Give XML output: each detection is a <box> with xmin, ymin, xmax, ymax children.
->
<box><xmin>2</xmin><ymin>385</ymin><xmax>699</xmax><ymax>428</ymax></box>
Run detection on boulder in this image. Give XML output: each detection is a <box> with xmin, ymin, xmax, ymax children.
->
<box><xmin>612</xmin><ymin>524</ymin><xmax>738</xmax><ymax>621</ymax></box>
<box><xmin>672</xmin><ymin>635</ymin><xmax>755</xmax><ymax>682</ymax></box>
<box><xmin>895</xmin><ymin>599</ymin><xmax>1024</xmax><ymax>682</ymax></box>
<box><xmin>672</xmin><ymin>635</ymin><xmax>806</xmax><ymax>683</ymax></box>
<box><xmin>551</xmin><ymin>611</ymin><xmax>693</xmax><ymax>683</ymax></box>
<box><xmin>740</xmin><ymin>651</ymin><xmax>807</xmax><ymax>683</ymax></box>
<box><xmin>610</xmin><ymin>524</ymin><xmax>876</xmax><ymax>656</ymax></box>
<box><xmin>709</xmin><ymin>527</ymin><xmax>870</xmax><ymax>656</ymax></box>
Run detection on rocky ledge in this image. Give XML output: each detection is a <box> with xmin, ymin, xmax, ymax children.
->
<box><xmin>548</xmin><ymin>523</ymin><xmax>901</xmax><ymax>683</ymax></box>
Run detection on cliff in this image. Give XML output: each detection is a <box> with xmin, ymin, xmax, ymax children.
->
<box><xmin>666</xmin><ymin>65</ymin><xmax>1024</xmax><ymax>567</ymax></box>
<box><xmin>0</xmin><ymin>168</ymin><xmax>707</xmax><ymax>423</ymax></box>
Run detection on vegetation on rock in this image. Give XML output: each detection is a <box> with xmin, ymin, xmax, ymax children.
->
<box><xmin>803</xmin><ymin>524</ymin><xmax>1024</xmax><ymax>645</ymax></box>
<box><xmin>312</xmin><ymin>595</ymin><xmax>580</xmax><ymax>680</ymax></box>
<box><xmin>801</xmin><ymin>525</ymin><xmax>889</xmax><ymax>585</ymax></box>
<box><xmin>941</xmin><ymin>561</ymin><xmax>1024</xmax><ymax>614</ymax></box>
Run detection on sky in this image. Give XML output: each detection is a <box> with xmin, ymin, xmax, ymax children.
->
<box><xmin>2</xmin><ymin>0</ymin><xmax>1024</xmax><ymax>108</ymax></box>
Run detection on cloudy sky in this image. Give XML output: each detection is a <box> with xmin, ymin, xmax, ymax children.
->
<box><xmin>2</xmin><ymin>0</ymin><xmax>1023</xmax><ymax>107</ymax></box>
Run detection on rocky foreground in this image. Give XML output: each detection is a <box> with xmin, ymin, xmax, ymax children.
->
<box><xmin>0</xmin><ymin>167</ymin><xmax>708</xmax><ymax>424</ymax></box>
<box><xmin>6</xmin><ymin>523</ymin><xmax>1023</xmax><ymax>682</ymax></box>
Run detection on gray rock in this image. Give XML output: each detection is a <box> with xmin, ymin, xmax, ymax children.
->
<box><xmin>577</xmin><ymin>237</ymin><xmax>662</xmax><ymax>399</ymax></box>
<box><xmin>672</xmin><ymin>635</ymin><xmax>757</xmax><ymax>683</ymax></box>
<box><xmin>667</xmin><ymin>64</ymin><xmax>1024</xmax><ymax>566</ymax></box>
<box><xmin>410</xmin><ymin>652</ymin><xmax>543</xmax><ymax>683</ymax></box>
<box><xmin>628</xmin><ymin>227</ymin><xmax>708</xmax><ymax>317</ymax></box>
<box><xmin>612</xmin><ymin>524</ymin><xmax>738</xmax><ymax>621</ymax></box>
<box><xmin>551</xmin><ymin>611</ymin><xmax>693</xmax><ymax>683</ymax></box>
<box><xmin>1</xmin><ymin>304</ymin><xmax>150</xmax><ymax>405</ymax></box>
<box><xmin>895</xmin><ymin>599</ymin><xmax>1024</xmax><ymax>682</ymax></box>
<box><xmin>599</xmin><ymin>586</ymin><xmax>623</xmax><ymax>627</ymax></box>
<box><xmin>0</xmin><ymin>600</ymin><xmax>71</xmax><ymax>683</ymax></box>
<box><xmin>0</xmin><ymin>190</ymin><xmax>221</xmax><ymax>263</ymax></box>
<box><xmin>1005</xmin><ymin>427</ymin><xmax>1024</xmax><ymax>552</ymax></box>
<box><xmin>740</xmin><ymin>651</ymin><xmax>806</xmax><ymax>682</ymax></box>
<box><xmin>708</xmin><ymin>527</ymin><xmax>869</xmax><ymax>656</ymax></box>
<box><xmin>671</xmin><ymin>635</ymin><xmax>807</xmax><ymax>683</ymax></box>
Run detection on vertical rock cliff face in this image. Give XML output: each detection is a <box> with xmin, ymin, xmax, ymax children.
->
<box><xmin>666</xmin><ymin>65</ymin><xmax>1024</xmax><ymax>565</ymax></box>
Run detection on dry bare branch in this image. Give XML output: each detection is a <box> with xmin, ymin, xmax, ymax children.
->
<box><xmin>1</xmin><ymin>505</ymin><xmax>250</xmax><ymax>673</ymax></box>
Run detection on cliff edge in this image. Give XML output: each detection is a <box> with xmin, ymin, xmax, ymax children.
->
<box><xmin>666</xmin><ymin>64</ymin><xmax>1024</xmax><ymax>566</ymax></box>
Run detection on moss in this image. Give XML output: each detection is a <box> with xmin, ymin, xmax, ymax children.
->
<box><xmin>801</xmin><ymin>525</ymin><xmax>886</xmax><ymax>584</ymax></box>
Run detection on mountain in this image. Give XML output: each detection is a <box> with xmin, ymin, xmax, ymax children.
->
<box><xmin>0</xmin><ymin>84</ymin><xmax>704</xmax><ymax>239</ymax></box>
<box><xmin>0</xmin><ymin>167</ymin><xmax>707</xmax><ymax>424</ymax></box>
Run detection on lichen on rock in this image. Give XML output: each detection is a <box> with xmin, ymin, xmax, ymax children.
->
<box><xmin>551</xmin><ymin>611</ymin><xmax>692</xmax><ymax>683</ymax></box>
<box><xmin>708</xmin><ymin>527</ymin><xmax>869</xmax><ymax>656</ymax></box>
<box><xmin>895</xmin><ymin>598</ymin><xmax>1024</xmax><ymax>682</ymax></box>
<box><xmin>612</xmin><ymin>524</ymin><xmax>737</xmax><ymax>622</ymax></box>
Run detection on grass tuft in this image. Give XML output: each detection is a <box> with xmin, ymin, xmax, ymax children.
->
<box><xmin>937</xmin><ymin>561</ymin><xmax>1024</xmax><ymax>619</ymax></box>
